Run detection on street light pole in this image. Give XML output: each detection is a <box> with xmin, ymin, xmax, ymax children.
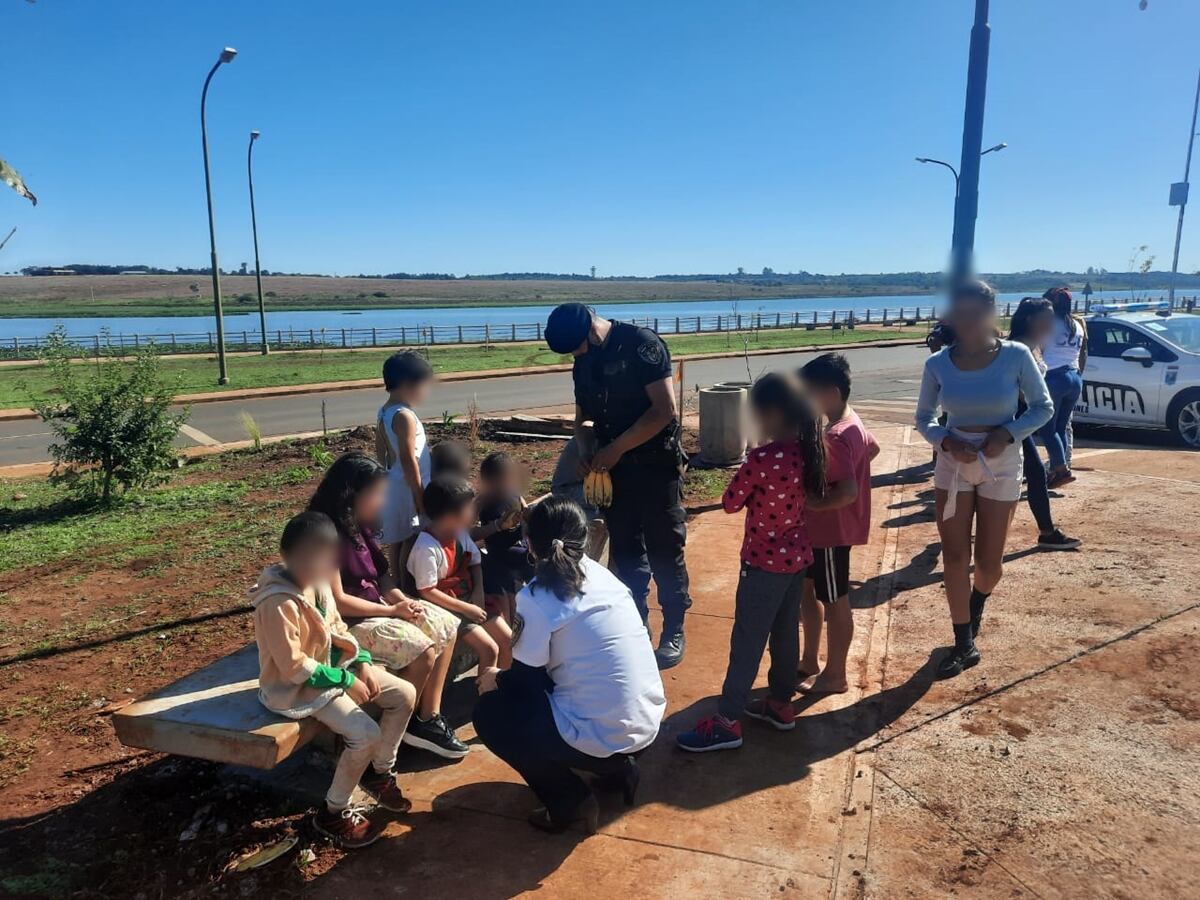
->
<box><xmin>1167</xmin><ymin>68</ymin><xmax>1200</xmax><ymax>309</ymax></box>
<box><xmin>247</xmin><ymin>130</ymin><xmax>268</xmax><ymax>355</ymax></box>
<box><xmin>917</xmin><ymin>144</ymin><xmax>1004</xmax><ymax>258</ymax></box>
<box><xmin>200</xmin><ymin>47</ymin><xmax>237</xmax><ymax>384</ymax></box>
<box><xmin>950</xmin><ymin>0</ymin><xmax>992</xmax><ymax>285</ymax></box>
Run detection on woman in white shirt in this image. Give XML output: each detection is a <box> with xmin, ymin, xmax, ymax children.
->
<box><xmin>1038</xmin><ymin>287</ymin><xmax>1088</xmax><ymax>488</ymax></box>
<box><xmin>474</xmin><ymin>496</ymin><xmax>666</xmax><ymax>833</ymax></box>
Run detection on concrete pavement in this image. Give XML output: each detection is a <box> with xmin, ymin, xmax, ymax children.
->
<box><xmin>0</xmin><ymin>344</ymin><xmax>929</xmax><ymax>467</ymax></box>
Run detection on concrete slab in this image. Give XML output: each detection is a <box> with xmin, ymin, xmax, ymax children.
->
<box><xmin>112</xmin><ymin>644</ymin><xmax>322</xmax><ymax>769</ymax></box>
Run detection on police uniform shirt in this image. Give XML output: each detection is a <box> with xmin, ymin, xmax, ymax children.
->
<box><xmin>573</xmin><ymin>321</ymin><xmax>673</xmax><ymax>451</ymax></box>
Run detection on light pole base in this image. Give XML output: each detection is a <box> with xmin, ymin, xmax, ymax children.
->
<box><xmin>218</xmin><ymin>376</ymin><xmax>230</xmax><ymax>386</ymax></box>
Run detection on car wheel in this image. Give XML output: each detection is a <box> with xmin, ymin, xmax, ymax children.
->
<box><xmin>1169</xmin><ymin>390</ymin><xmax>1200</xmax><ymax>448</ymax></box>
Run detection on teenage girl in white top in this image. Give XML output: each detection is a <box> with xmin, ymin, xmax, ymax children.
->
<box><xmin>1038</xmin><ymin>287</ymin><xmax>1088</xmax><ymax>488</ymax></box>
<box><xmin>376</xmin><ymin>351</ymin><xmax>434</xmax><ymax>577</ymax></box>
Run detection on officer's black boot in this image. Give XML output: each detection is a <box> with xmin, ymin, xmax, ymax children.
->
<box><xmin>655</xmin><ymin>624</ymin><xmax>686</xmax><ymax>670</ymax></box>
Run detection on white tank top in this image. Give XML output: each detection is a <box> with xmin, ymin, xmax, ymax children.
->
<box><xmin>378</xmin><ymin>402</ymin><xmax>431</xmax><ymax>483</ymax></box>
<box><xmin>1041</xmin><ymin>317</ymin><xmax>1083</xmax><ymax>371</ymax></box>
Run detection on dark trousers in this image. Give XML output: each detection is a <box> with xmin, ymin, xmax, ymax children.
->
<box><xmin>1021</xmin><ymin>435</ymin><xmax>1054</xmax><ymax>533</ymax></box>
<box><xmin>473</xmin><ymin>687</ymin><xmax>634</xmax><ymax>825</ymax></box>
<box><xmin>718</xmin><ymin>564</ymin><xmax>802</xmax><ymax>720</ymax></box>
<box><xmin>604</xmin><ymin>463</ymin><xmax>691</xmax><ymax>630</ymax></box>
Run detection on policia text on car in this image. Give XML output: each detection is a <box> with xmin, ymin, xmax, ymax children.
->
<box><xmin>544</xmin><ymin>302</ymin><xmax>692</xmax><ymax>670</ymax></box>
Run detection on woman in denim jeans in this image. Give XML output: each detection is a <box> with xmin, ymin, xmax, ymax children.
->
<box><xmin>1038</xmin><ymin>288</ymin><xmax>1088</xmax><ymax>488</ymax></box>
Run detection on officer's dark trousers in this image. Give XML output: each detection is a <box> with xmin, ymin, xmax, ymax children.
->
<box><xmin>604</xmin><ymin>462</ymin><xmax>692</xmax><ymax>631</ymax></box>
<box><xmin>474</xmin><ymin>685</ymin><xmax>634</xmax><ymax>826</ymax></box>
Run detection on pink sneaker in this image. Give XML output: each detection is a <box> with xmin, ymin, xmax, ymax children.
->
<box><xmin>744</xmin><ymin>697</ymin><xmax>796</xmax><ymax>731</ymax></box>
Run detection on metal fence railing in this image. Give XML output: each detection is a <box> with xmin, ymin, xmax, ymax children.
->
<box><xmin>2</xmin><ymin>295</ymin><xmax>1194</xmax><ymax>360</ymax></box>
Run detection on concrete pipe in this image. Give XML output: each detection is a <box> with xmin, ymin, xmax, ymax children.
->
<box><xmin>699</xmin><ymin>384</ymin><xmax>749</xmax><ymax>466</ymax></box>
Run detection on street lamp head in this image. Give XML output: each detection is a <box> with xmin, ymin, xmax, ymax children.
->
<box><xmin>219</xmin><ymin>47</ymin><xmax>238</xmax><ymax>64</ymax></box>
<box><xmin>915</xmin><ymin>157</ymin><xmax>931</xmax><ymax>164</ymax></box>
<box><xmin>982</xmin><ymin>142</ymin><xmax>1008</xmax><ymax>155</ymax></box>
<box><xmin>250</xmin><ymin>130</ymin><xmax>261</xmax><ymax>141</ymax></box>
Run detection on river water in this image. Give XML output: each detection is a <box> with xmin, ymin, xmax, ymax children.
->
<box><xmin>0</xmin><ymin>290</ymin><xmax>1151</xmax><ymax>341</ymax></box>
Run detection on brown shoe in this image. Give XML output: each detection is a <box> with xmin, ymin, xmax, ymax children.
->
<box><xmin>359</xmin><ymin>769</ymin><xmax>412</xmax><ymax>813</ymax></box>
<box><xmin>313</xmin><ymin>805</ymin><xmax>383</xmax><ymax>849</ymax></box>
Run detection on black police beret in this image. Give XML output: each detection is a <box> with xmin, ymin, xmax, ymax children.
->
<box><xmin>545</xmin><ymin>303</ymin><xmax>593</xmax><ymax>354</ymax></box>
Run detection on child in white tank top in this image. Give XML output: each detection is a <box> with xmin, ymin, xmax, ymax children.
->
<box><xmin>376</xmin><ymin>353</ymin><xmax>435</xmax><ymax>567</ymax></box>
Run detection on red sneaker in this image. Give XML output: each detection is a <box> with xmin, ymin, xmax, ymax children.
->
<box><xmin>676</xmin><ymin>715</ymin><xmax>744</xmax><ymax>752</ymax></box>
<box><xmin>744</xmin><ymin>697</ymin><xmax>796</xmax><ymax>731</ymax></box>
<box><xmin>313</xmin><ymin>805</ymin><xmax>383</xmax><ymax>849</ymax></box>
<box><xmin>359</xmin><ymin>769</ymin><xmax>412</xmax><ymax>813</ymax></box>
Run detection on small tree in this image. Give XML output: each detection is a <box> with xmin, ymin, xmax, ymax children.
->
<box><xmin>31</xmin><ymin>329</ymin><xmax>189</xmax><ymax>503</ymax></box>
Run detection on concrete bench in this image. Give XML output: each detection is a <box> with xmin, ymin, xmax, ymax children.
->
<box><xmin>113</xmin><ymin>642</ymin><xmax>480</xmax><ymax>770</ymax></box>
<box><xmin>113</xmin><ymin>645</ymin><xmax>323</xmax><ymax>770</ymax></box>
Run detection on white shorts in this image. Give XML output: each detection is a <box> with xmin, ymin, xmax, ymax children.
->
<box><xmin>933</xmin><ymin>431</ymin><xmax>1022</xmax><ymax>519</ymax></box>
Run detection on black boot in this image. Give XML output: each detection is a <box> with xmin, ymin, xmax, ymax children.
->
<box><xmin>937</xmin><ymin>622</ymin><xmax>980</xmax><ymax>679</ymax></box>
<box><xmin>969</xmin><ymin>588</ymin><xmax>991</xmax><ymax>639</ymax></box>
<box><xmin>655</xmin><ymin>626</ymin><xmax>686</xmax><ymax>670</ymax></box>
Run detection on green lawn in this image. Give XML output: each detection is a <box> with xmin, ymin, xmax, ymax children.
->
<box><xmin>1</xmin><ymin>326</ymin><xmax>923</xmax><ymax>409</ymax></box>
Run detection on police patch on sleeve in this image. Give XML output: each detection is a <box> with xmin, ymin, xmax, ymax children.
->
<box><xmin>637</xmin><ymin>339</ymin><xmax>664</xmax><ymax>366</ymax></box>
<box><xmin>510</xmin><ymin>610</ymin><xmax>525</xmax><ymax>647</ymax></box>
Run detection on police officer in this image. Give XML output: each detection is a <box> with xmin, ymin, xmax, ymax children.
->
<box><xmin>544</xmin><ymin>302</ymin><xmax>691</xmax><ymax>669</ymax></box>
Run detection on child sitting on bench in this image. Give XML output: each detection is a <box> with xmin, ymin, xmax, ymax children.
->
<box><xmin>408</xmin><ymin>475</ymin><xmax>505</xmax><ymax>672</ymax></box>
<box><xmin>251</xmin><ymin>511</ymin><xmax>416</xmax><ymax>849</ymax></box>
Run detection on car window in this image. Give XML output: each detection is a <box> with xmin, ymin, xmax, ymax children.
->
<box><xmin>1086</xmin><ymin>321</ymin><xmax>1176</xmax><ymax>362</ymax></box>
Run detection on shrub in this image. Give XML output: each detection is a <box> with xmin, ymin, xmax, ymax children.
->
<box><xmin>31</xmin><ymin>329</ymin><xmax>189</xmax><ymax>504</ymax></box>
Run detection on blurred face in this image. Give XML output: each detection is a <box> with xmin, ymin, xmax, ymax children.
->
<box><xmin>753</xmin><ymin>405</ymin><xmax>794</xmax><ymax>444</ymax></box>
<box><xmin>409</xmin><ymin>377</ymin><xmax>432</xmax><ymax>406</ymax></box>
<box><xmin>483</xmin><ymin>462</ymin><xmax>524</xmax><ymax>497</ymax></box>
<box><xmin>947</xmin><ymin>293</ymin><xmax>996</xmax><ymax>346</ymax></box>
<box><xmin>1028</xmin><ymin>309</ymin><xmax>1055</xmax><ymax>345</ymax></box>
<box><xmin>354</xmin><ymin>477</ymin><xmax>387</xmax><ymax>529</ymax></box>
<box><xmin>433</xmin><ymin>500</ymin><xmax>476</xmax><ymax>536</ymax></box>
<box><xmin>284</xmin><ymin>539</ymin><xmax>339</xmax><ymax>589</ymax></box>
<box><xmin>806</xmin><ymin>383</ymin><xmax>843</xmax><ymax>418</ymax></box>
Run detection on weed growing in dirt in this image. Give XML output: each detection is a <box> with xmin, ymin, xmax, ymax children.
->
<box><xmin>240</xmin><ymin>411</ymin><xmax>263</xmax><ymax>451</ymax></box>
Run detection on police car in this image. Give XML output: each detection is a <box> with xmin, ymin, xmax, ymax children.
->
<box><xmin>1075</xmin><ymin>301</ymin><xmax>1200</xmax><ymax>447</ymax></box>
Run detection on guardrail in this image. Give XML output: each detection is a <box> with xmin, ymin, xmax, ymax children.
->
<box><xmin>2</xmin><ymin>296</ymin><xmax>1194</xmax><ymax>360</ymax></box>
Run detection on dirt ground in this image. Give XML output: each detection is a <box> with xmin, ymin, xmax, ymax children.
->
<box><xmin>1</xmin><ymin>414</ymin><xmax>1197</xmax><ymax>898</ymax></box>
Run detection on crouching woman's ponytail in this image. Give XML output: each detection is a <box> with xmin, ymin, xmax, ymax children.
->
<box><xmin>525</xmin><ymin>496</ymin><xmax>589</xmax><ymax>602</ymax></box>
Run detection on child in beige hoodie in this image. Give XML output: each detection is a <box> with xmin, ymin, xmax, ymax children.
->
<box><xmin>251</xmin><ymin>511</ymin><xmax>416</xmax><ymax>849</ymax></box>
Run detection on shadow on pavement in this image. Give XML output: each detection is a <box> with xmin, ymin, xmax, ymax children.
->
<box><xmin>852</xmin><ymin>542</ymin><xmax>942</xmax><ymax>609</ymax></box>
<box><xmin>637</xmin><ymin>652</ymin><xmax>940</xmax><ymax>811</ymax></box>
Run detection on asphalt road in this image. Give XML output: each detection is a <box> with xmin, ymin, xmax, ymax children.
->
<box><xmin>0</xmin><ymin>345</ymin><xmax>931</xmax><ymax>466</ymax></box>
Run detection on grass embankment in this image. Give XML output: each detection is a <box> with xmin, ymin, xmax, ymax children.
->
<box><xmin>1</xmin><ymin>326</ymin><xmax>923</xmax><ymax>408</ymax></box>
<box><xmin>0</xmin><ymin>274</ymin><xmax>937</xmax><ymax>318</ymax></box>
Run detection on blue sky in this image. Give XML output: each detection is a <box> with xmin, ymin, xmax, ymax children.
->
<box><xmin>2</xmin><ymin>0</ymin><xmax>1199</xmax><ymax>276</ymax></box>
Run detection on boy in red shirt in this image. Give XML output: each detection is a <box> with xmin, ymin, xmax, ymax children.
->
<box><xmin>798</xmin><ymin>354</ymin><xmax>879</xmax><ymax>694</ymax></box>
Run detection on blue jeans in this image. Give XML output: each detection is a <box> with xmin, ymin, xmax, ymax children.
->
<box><xmin>1038</xmin><ymin>367</ymin><xmax>1083</xmax><ymax>470</ymax></box>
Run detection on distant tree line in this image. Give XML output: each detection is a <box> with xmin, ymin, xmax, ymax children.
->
<box><xmin>18</xmin><ymin>263</ymin><xmax>1200</xmax><ymax>292</ymax></box>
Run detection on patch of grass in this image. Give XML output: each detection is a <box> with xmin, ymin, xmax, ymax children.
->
<box><xmin>0</xmin><ymin>855</ymin><xmax>78</xmax><ymax>896</ymax></box>
<box><xmin>1</xmin><ymin>326</ymin><xmax>924</xmax><ymax>408</ymax></box>
<box><xmin>685</xmin><ymin>467</ymin><xmax>735</xmax><ymax>503</ymax></box>
<box><xmin>0</xmin><ymin>479</ymin><xmax>250</xmax><ymax>572</ymax></box>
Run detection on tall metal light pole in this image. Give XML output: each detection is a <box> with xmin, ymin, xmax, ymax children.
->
<box><xmin>247</xmin><ymin>130</ymin><xmax>268</xmax><ymax>355</ymax></box>
<box><xmin>1167</xmin><ymin>68</ymin><xmax>1200</xmax><ymax>308</ymax></box>
<box><xmin>950</xmin><ymin>0</ymin><xmax>992</xmax><ymax>286</ymax></box>
<box><xmin>200</xmin><ymin>47</ymin><xmax>237</xmax><ymax>384</ymax></box>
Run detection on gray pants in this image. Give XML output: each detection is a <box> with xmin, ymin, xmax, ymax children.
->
<box><xmin>310</xmin><ymin>669</ymin><xmax>416</xmax><ymax>810</ymax></box>
<box><xmin>718</xmin><ymin>564</ymin><xmax>803</xmax><ymax>720</ymax></box>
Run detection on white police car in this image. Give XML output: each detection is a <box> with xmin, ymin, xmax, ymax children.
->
<box><xmin>1075</xmin><ymin>302</ymin><xmax>1200</xmax><ymax>447</ymax></box>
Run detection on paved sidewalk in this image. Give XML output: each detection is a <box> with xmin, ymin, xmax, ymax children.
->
<box><xmin>274</xmin><ymin>421</ymin><xmax>1199</xmax><ymax>897</ymax></box>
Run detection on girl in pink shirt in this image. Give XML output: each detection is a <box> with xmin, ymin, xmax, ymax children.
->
<box><xmin>677</xmin><ymin>373</ymin><xmax>826</xmax><ymax>752</ymax></box>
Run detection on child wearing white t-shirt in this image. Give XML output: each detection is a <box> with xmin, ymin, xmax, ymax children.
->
<box><xmin>408</xmin><ymin>475</ymin><xmax>503</xmax><ymax>671</ymax></box>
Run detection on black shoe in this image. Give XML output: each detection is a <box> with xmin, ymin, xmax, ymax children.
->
<box><xmin>594</xmin><ymin>758</ymin><xmax>641</xmax><ymax>807</ymax></box>
<box><xmin>527</xmin><ymin>794</ymin><xmax>600</xmax><ymax>834</ymax></box>
<box><xmin>402</xmin><ymin>713</ymin><xmax>469</xmax><ymax>760</ymax></box>
<box><xmin>655</xmin><ymin>629</ymin><xmax>686</xmax><ymax>670</ymax></box>
<box><xmin>936</xmin><ymin>644</ymin><xmax>981</xmax><ymax>680</ymax></box>
<box><xmin>1037</xmin><ymin>528</ymin><xmax>1082</xmax><ymax>552</ymax></box>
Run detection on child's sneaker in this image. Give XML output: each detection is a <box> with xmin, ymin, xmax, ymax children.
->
<box><xmin>744</xmin><ymin>697</ymin><xmax>796</xmax><ymax>731</ymax></box>
<box><xmin>403</xmin><ymin>713</ymin><xmax>469</xmax><ymax>759</ymax></box>
<box><xmin>359</xmin><ymin>769</ymin><xmax>412</xmax><ymax>813</ymax></box>
<box><xmin>313</xmin><ymin>804</ymin><xmax>383</xmax><ymax>849</ymax></box>
<box><xmin>676</xmin><ymin>715</ymin><xmax>743</xmax><ymax>752</ymax></box>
